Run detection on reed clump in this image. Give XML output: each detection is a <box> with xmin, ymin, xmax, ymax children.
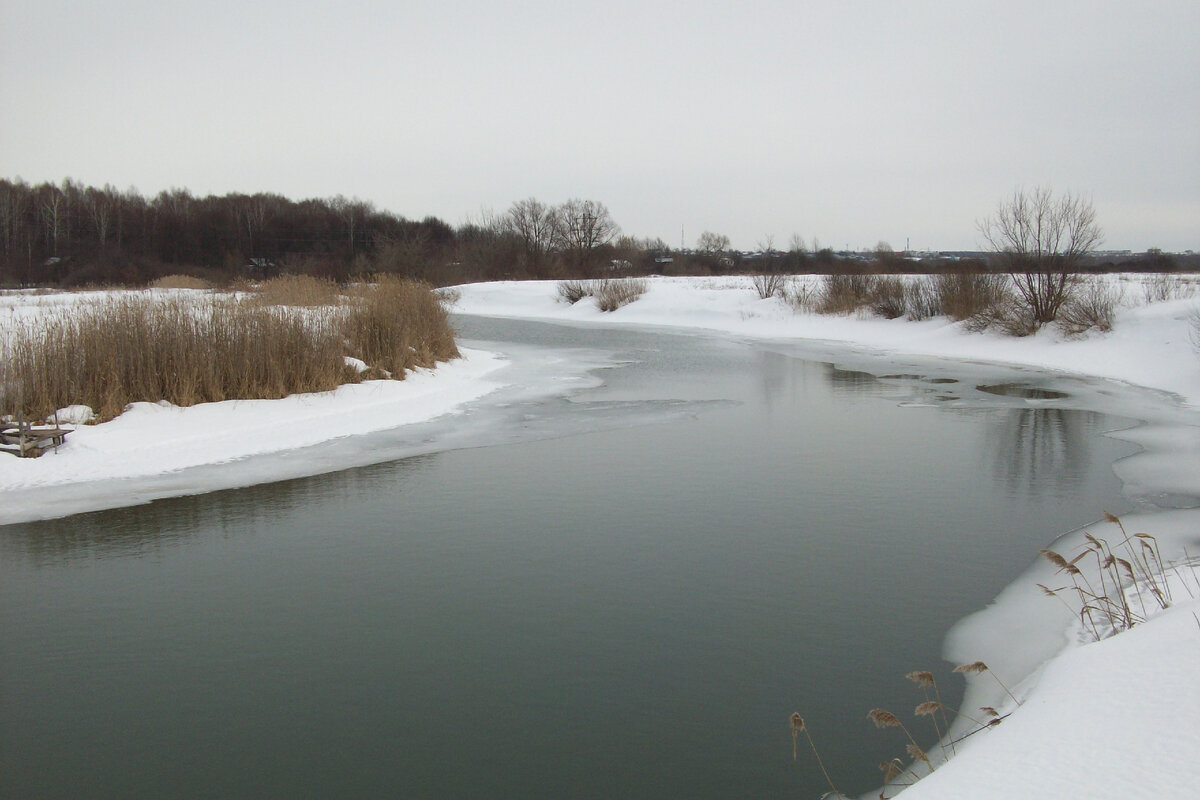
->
<box><xmin>253</xmin><ymin>274</ymin><xmax>343</xmax><ymax>307</ymax></box>
<box><xmin>555</xmin><ymin>278</ymin><xmax>649</xmax><ymax>311</ymax></box>
<box><xmin>343</xmin><ymin>275</ymin><xmax>459</xmax><ymax>376</ymax></box>
<box><xmin>150</xmin><ymin>274</ymin><xmax>211</xmax><ymax>290</ymax></box>
<box><xmin>1</xmin><ymin>279</ymin><xmax>458</xmax><ymax>422</ymax></box>
<box><xmin>1037</xmin><ymin>512</ymin><xmax>1198</xmax><ymax>641</ymax></box>
<box><xmin>793</xmin><ymin>512</ymin><xmax>1191</xmax><ymax>799</ymax></box>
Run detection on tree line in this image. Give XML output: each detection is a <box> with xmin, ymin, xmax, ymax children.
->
<box><xmin>0</xmin><ymin>178</ymin><xmax>1187</xmax><ymax>288</ymax></box>
<box><xmin>0</xmin><ymin>179</ymin><xmax>639</xmax><ymax>287</ymax></box>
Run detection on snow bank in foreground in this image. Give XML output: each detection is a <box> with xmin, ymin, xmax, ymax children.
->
<box><xmin>922</xmin><ymin>596</ymin><xmax>1200</xmax><ymax>798</ymax></box>
<box><xmin>922</xmin><ymin>505</ymin><xmax>1200</xmax><ymax>800</ymax></box>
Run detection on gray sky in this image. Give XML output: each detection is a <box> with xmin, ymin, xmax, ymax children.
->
<box><xmin>2</xmin><ymin>0</ymin><xmax>1197</xmax><ymax>252</ymax></box>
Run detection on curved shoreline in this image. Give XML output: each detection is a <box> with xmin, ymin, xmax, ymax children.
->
<box><xmin>448</xmin><ymin>277</ymin><xmax>1200</xmax><ymax>798</ymax></box>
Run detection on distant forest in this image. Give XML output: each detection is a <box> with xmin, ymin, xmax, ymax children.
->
<box><xmin>0</xmin><ymin>178</ymin><xmax>1189</xmax><ymax>288</ymax></box>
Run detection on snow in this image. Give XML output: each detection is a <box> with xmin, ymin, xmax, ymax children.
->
<box><xmin>4</xmin><ymin>275</ymin><xmax>1200</xmax><ymax>798</ymax></box>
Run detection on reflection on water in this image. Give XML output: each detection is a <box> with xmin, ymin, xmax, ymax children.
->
<box><xmin>0</xmin><ymin>457</ymin><xmax>432</xmax><ymax>565</ymax></box>
<box><xmin>826</xmin><ymin>364</ymin><xmax>881</xmax><ymax>395</ymax></box>
<box><xmin>978</xmin><ymin>383</ymin><xmax>1069</xmax><ymax>400</ymax></box>
<box><xmin>990</xmin><ymin>408</ymin><xmax>1099</xmax><ymax>501</ymax></box>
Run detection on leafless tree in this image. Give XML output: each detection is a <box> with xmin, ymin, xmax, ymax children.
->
<box><xmin>979</xmin><ymin>187</ymin><xmax>1102</xmax><ymax>324</ymax></box>
<box><xmin>696</xmin><ymin>230</ymin><xmax>730</xmax><ymax>255</ymax></box>
<box><xmin>554</xmin><ymin>198</ymin><xmax>619</xmax><ymax>275</ymax></box>
<box><xmin>505</xmin><ymin>197</ymin><xmax>559</xmax><ymax>276</ymax></box>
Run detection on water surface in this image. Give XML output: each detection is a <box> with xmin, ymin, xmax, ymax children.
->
<box><xmin>0</xmin><ymin>317</ymin><xmax>1145</xmax><ymax>798</ymax></box>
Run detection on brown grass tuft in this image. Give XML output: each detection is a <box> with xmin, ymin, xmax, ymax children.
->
<box><xmin>905</xmin><ymin>671</ymin><xmax>935</xmax><ymax>688</ymax></box>
<box><xmin>151</xmin><ymin>274</ymin><xmax>211</xmax><ymax>290</ymax></box>
<box><xmin>1039</xmin><ymin>549</ymin><xmax>1070</xmax><ymax>569</ymax></box>
<box><xmin>254</xmin><ymin>274</ymin><xmax>342</xmax><ymax>307</ymax></box>
<box><xmin>953</xmin><ymin>661</ymin><xmax>988</xmax><ymax>675</ymax></box>
<box><xmin>914</xmin><ymin>701</ymin><xmax>942</xmax><ymax>717</ymax></box>
<box><xmin>867</xmin><ymin>709</ymin><xmax>901</xmax><ymax>729</ymax></box>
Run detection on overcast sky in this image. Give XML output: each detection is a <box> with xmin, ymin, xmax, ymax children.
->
<box><xmin>2</xmin><ymin>1</ymin><xmax>1197</xmax><ymax>252</ymax></box>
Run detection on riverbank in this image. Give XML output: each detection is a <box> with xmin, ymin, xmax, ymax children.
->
<box><xmin>3</xmin><ymin>276</ymin><xmax>1199</xmax><ymax>796</ymax></box>
<box><xmin>449</xmin><ymin>275</ymin><xmax>1200</xmax><ymax>409</ymax></box>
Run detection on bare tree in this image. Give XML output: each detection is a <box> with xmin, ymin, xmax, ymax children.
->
<box><xmin>505</xmin><ymin>197</ymin><xmax>558</xmax><ymax>276</ymax></box>
<box><xmin>979</xmin><ymin>187</ymin><xmax>1102</xmax><ymax>324</ymax></box>
<box><xmin>696</xmin><ymin>230</ymin><xmax>730</xmax><ymax>255</ymax></box>
<box><xmin>554</xmin><ymin>198</ymin><xmax>619</xmax><ymax>275</ymax></box>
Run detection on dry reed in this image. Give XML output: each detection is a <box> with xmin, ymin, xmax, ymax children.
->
<box><xmin>790</xmin><ymin>713</ymin><xmax>844</xmax><ymax>799</ymax></box>
<box><xmin>253</xmin><ymin>274</ymin><xmax>343</xmax><ymax>307</ymax></box>
<box><xmin>1038</xmin><ymin>512</ymin><xmax>1196</xmax><ymax>642</ymax></box>
<box><xmin>150</xmin><ymin>274</ymin><xmax>211</xmax><ymax>290</ymax></box>
<box><xmin>1</xmin><ymin>279</ymin><xmax>458</xmax><ymax>422</ymax></box>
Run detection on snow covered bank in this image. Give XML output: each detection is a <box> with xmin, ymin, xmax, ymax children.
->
<box><xmin>450</xmin><ymin>276</ymin><xmax>1200</xmax><ymax>408</ymax></box>
<box><xmin>448</xmin><ymin>276</ymin><xmax>1200</xmax><ymax>799</ymax></box>
<box><xmin>0</xmin><ymin>347</ymin><xmax>507</xmax><ymax>523</ymax></box>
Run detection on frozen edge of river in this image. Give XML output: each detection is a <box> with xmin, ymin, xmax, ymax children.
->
<box><xmin>4</xmin><ymin>277</ymin><xmax>1200</xmax><ymax>797</ymax></box>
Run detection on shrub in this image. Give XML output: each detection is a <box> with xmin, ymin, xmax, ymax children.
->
<box><xmin>869</xmin><ymin>276</ymin><xmax>907</xmax><ymax>319</ymax></box>
<box><xmin>905</xmin><ymin>277</ymin><xmax>941</xmax><ymax>321</ymax></box>
<box><xmin>1056</xmin><ymin>278</ymin><xmax>1123</xmax><ymax>336</ymax></box>
<box><xmin>964</xmin><ymin>292</ymin><xmax>1039</xmax><ymax>336</ymax></box>
<box><xmin>594</xmin><ymin>278</ymin><xmax>648</xmax><ymax>312</ymax></box>
<box><xmin>751</xmin><ymin>273</ymin><xmax>787</xmax><ymax>300</ymax></box>
<box><xmin>936</xmin><ymin>271</ymin><xmax>1009</xmax><ymax>321</ymax></box>
<box><xmin>1189</xmin><ymin>307</ymin><xmax>1200</xmax><ymax>358</ymax></box>
<box><xmin>782</xmin><ymin>278</ymin><xmax>818</xmax><ymax>312</ymax></box>
<box><xmin>1143</xmin><ymin>274</ymin><xmax>1196</xmax><ymax>303</ymax></box>
<box><xmin>557</xmin><ymin>280</ymin><xmax>592</xmax><ymax>304</ymax></box>
<box><xmin>817</xmin><ymin>272</ymin><xmax>877</xmax><ymax>314</ymax></box>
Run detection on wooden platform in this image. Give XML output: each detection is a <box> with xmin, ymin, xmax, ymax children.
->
<box><xmin>0</xmin><ymin>422</ymin><xmax>72</xmax><ymax>458</ymax></box>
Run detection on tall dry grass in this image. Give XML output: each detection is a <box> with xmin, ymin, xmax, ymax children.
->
<box><xmin>343</xmin><ymin>275</ymin><xmax>459</xmax><ymax>375</ymax></box>
<box><xmin>2</xmin><ymin>278</ymin><xmax>458</xmax><ymax>422</ymax></box>
<box><xmin>253</xmin><ymin>274</ymin><xmax>343</xmax><ymax>307</ymax></box>
<box><xmin>150</xmin><ymin>274</ymin><xmax>211</xmax><ymax>290</ymax></box>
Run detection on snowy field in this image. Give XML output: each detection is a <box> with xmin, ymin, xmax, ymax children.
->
<box><xmin>3</xmin><ymin>274</ymin><xmax>1199</xmax><ymax>798</ymax></box>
